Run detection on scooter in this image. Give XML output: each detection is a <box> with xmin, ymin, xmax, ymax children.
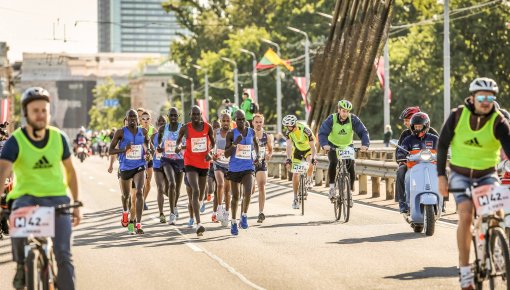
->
<box><xmin>77</xmin><ymin>143</ymin><xmax>88</xmax><ymax>163</ymax></box>
<box><xmin>390</xmin><ymin>140</ymin><xmax>443</xmax><ymax>236</ymax></box>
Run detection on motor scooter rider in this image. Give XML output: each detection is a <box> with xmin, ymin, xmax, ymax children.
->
<box><xmin>395</xmin><ymin>107</ymin><xmax>439</xmax><ymax>213</ymax></box>
<box><xmin>396</xmin><ymin>112</ymin><xmax>438</xmax><ymax>213</ymax></box>
<box><xmin>73</xmin><ymin>127</ymin><xmax>88</xmax><ymax>154</ymax></box>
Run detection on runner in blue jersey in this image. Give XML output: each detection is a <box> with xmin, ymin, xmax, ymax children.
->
<box><xmin>109</xmin><ymin>109</ymin><xmax>152</xmax><ymax>234</ymax></box>
<box><xmin>156</xmin><ymin>107</ymin><xmax>185</xmax><ymax>225</ymax></box>
<box><xmin>224</xmin><ymin>110</ymin><xmax>260</xmax><ymax>235</ymax></box>
<box><xmin>152</xmin><ymin>115</ymin><xmax>168</xmax><ymax>223</ymax></box>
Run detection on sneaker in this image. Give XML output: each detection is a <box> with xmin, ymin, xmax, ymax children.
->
<box><xmin>128</xmin><ymin>222</ymin><xmax>135</xmax><ymax>235</ymax></box>
<box><xmin>221</xmin><ymin>212</ymin><xmax>229</xmax><ymax>227</ymax></box>
<box><xmin>174</xmin><ymin>207</ymin><xmax>179</xmax><ymax>218</ymax></box>
<box><xmin>159</xmin><ymin>214</ymin><xmax>166</xmax><ymax>224</ymax></box>
<box><xmin>187</xmin><ymin>218</ymin><xmax>195</xmax><ymax>228</ymax></box>
<box><xmin>328</xmin><ymin>188</ymin><xmax>336</xmax><ymax>201</ymax></box>
<box><xmin>306</xmin><ymin>178</ymin><xmax>313</xmax><ymax>190</ymax></box>
<box><xmin>200</xmin><ymin>201</ymin><xmax>206</xmax><ymax>213</ymax></box>
<box><xmin>136</xmin><ymin>223</ymin><xmax>144</xmax><ymax>234</ymax></box>
<box><xmin>292</xmin><ymin>199</ymin><xmax>299</xmax><ymax>209</ymax></box>
<box><xmin>168</xmin><ymin>213</ymin><xmax>176</xmax><ymax>225</ymax></box>
<box><xmin>206</xmin><ymin>194</ymin><xmax>212</xmax><ymax>202</ymax></box>
<box><xmin>240</xmin><ymin>215</ymin><xmax>248</xmax><ymax>229</ymax></box>
<box><xmin>13</xmin><ymin>263</ymin><xmax>25</xmax><ymax>289</ymax></box>
<box><xmin>196</xmin><ymin>224</ymin><xmax>205</xmax><ymax>236</ymax></box>
<box><xmin>460</xmin><ymin>271</ymin><xmax>475</xmax><ymax>290</ymax></box>
<box><xmin>212</xmin><ymin>213</ymin><xmax>218</xmax><ymax>223</ymax></box>
<box><xmin>257</xmin><ymin>212</ymin><xmax>266</xmax><ymax>223</ymax></box>
<box><xmin>231</xmin><ymin>222</ymin><xmax>239</xmax><ymax>236</ymax></box>
<box><xmin>121</xmin><ymin>212</ymin><xmax>129</xmax><ymax>227</ymax></box>
<box><xmin>143</xmin><ymin>202</ymin><xmax>148</xmax><ymax>210</ymax></box>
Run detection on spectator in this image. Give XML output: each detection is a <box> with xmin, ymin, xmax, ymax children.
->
<box><xmin>383</xmin><ymin>125</ymin><xmax>392</xmax><ymax>147</ymax></box>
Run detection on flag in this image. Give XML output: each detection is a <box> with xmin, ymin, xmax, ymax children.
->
<box><xmin>256</xmin><ymin>48</ymin><xmax>294</xmax><ymax>71</ymax></box>
<box><xmin>374</xmin><ymin>57</ymin><xmax>392</xmax><ymax>104</ymax></box>
<box><xmin>196</xmin><ymin>99</ymin><xmax>207</xmax><ymax>122</ymax></box>
<box><xmin>506</xmin><ymin>22</ymin><xmax>510</xmax><ymax>29</ymax></box>
<box><xmin>243</xmin><ymin>88</ymin><xmax>256</xmax><ymax>103</ymax></box>
<box><xmin>0</xmin><ymin>99</ymin><xmax>9</xmax><ymax>123</ymax></box>
<box><xmin>293</xmin><ymin>77</ymin><xmax>310</xmax><ymax>113</ymax></box>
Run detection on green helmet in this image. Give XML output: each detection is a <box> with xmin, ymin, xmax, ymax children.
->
<box><xmin>338</xmin><ymin>100</ymin><xmax>353</xmax><ymax>111</ymax></box>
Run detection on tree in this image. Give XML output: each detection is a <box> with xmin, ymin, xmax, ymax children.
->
<box><xmin>88</xmin><ymin>78</ymin><xmax>131</xmax><ymax>130</ymax></box>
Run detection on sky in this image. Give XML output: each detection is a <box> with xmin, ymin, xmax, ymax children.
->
<box><xmin>0</xmin><ymin>0</ymin><xmax>98</xmax><ymax>62</ymax></box>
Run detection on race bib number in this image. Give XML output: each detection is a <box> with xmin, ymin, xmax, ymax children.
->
<box><xmin>472</xmin><ymin>185</ymin><xmax>510</xmax><ymax>216</ymax></box>
<box><xmin>337</xmin><ymin>147</ymin><xmax>355</xmax><ymax>160</ymax></box>
<box><xmin>164</xmin><ymin>140</ymin><xmax>177</xmax><ymax>155</ymax></box>
<box><xmin>216</xmin><ymin>149</ymin><xmax>228</xmax><ymax>162</ymax></box>
<box><xmin>236</xmin><ymin>144</ymin><xmax>252</xmax><ymax>160</ymax></box>
<box><xmin>9</xmin><ymin>206</ymin><xmax>55</xmax><ymax>238</ymax></box>
<box><xmin>292</xmin><ymin>161</ymin><xmax>309</xmax><ymax>174</ymax></box>
<box><xmin>259</xmin><ymin>147</ymin><xmax>266</xmax><ymax>159</ymax></box>
<box><xmin>191</xmin><ymin>137</ymin><xmax>207</xmax><ymax>153</ymax></box>
<box><xmin>126</xmin><ymin>144</ymin><xmax>142</xmax><ymax>160</ymax></box>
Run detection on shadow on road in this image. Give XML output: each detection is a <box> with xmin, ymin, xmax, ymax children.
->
<box><xmin>384</xmin><ymin>266</ymin><xmax>458</xmax><ymax>280</ymax></box>
<box><xmin>329</xmin><ymin>232</ymin><xmax>423</xmax><ymax>244</ymax></box>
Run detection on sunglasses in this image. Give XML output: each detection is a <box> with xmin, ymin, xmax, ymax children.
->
<box><xmin>475</xmin><ymin>95</ymin><xmax>496</xmax><ymax>103</ymax></box>
<box><xmin>141</xmin><ymin>117</ymin><xmax>150</xmax><ymax>121</ymax></box>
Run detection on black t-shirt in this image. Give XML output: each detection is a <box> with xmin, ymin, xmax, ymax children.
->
<box><xmin>0</xmin><ymin>128</ymin><xmax>71</xmax><ymax>162</ymax></box>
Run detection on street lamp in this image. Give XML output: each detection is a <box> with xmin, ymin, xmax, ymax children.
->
<box><xmin>193</xmin><ymin>64</ymin><xmax>209</xmax><ymax>120</ymax></box>
<box><xmin>240</xmin><ymin>48</ymin><xmax>258</xmax><ymax>102</ymax></box>
<box><xmin>438</xmin><ymin>0</ymin><xmax>450</xmax><ymax>122</ymax></box>
<box><xmin>261</xmin><ymin>38</ymin><xmax>283</xmax><ymax>134</ymax></box>
<box><xmin>287</xmin><ymin>26</ymin><xmax>311</xmax><ymax>120</ymax></box>
<box><xmin>170</xmin><ymin>83</ymin><xmax>185</xmax><ymax>122</ymax></box>
<box><xmin>221</xmin><ymin>57</ymin><xmax>239</xmax><ymax>105</ymax></box>
<box><xmin>175</xmin><ymin>73</ymin><xmax>194</xmax><ymax>108</ymax></box>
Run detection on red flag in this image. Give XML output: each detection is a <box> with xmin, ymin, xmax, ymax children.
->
<box><xmin>196</xmin><ymin>99</ymin><xmax>207</xmax><ymax>122</ymax></box>
<box><xmin>506</xmin><ymin>22</ymin><xmax>510</xmax><ymax>29</ymax></box>
<box><xmin>243</xmin><ymin>88</ymin><xmax>256</xmax><ymax>103</ymax></box>
<box><xmin>293</xmin><ymin>77</ymin><xmax>310</xmax><ymax>113</ymax></box>
<box><xmin>0</xmin><ymin>99</ymin><xmax>9</xmax><ymax>123</ymax></box>
<box><xmin>374</xmin><ymin>57</ymin><xmax>392</xmax><ymax>104</ymax></box>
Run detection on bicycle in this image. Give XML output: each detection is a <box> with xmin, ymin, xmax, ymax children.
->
<box><xmin>292</xmin><ymin>160</ymin><xmax>309</xmax><ymax>216</ymax></box>
<box><xmin>9</xmin><ymin>201</ymin><xmax>83</xmax><ymax>290</ymax></box>
<box><xmin>333</xmin><ymin>146</ymin><xmax>356</xmax><ymax>222</ymax></box>
<box><xmin>450</xmin><ymin>185</ymin><xmax>510</xmax><ymax>289</ymax></box>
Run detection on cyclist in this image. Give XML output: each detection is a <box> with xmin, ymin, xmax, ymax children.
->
<box><xmin>437</xmin><ymin>77</ymin><xmax>510</xmax><ymax>290</ymax></box>
<box><xmin>396</xmin><ymin>112</ymin><xmax>438</xmax><ymax>212</ymax></box>
<box><xmin>0</xmin><ymin>87</ymin><xmax>81</xmax><ymax>290</ymax></box>
<box><xmin>252</xmin><ymin>113</ymin><xmax>273</xmax><ymax>223</ymax></box>
<box><xmin>212</xmin><ymin>110</ymin><xmax>232</xmax><ymax>226</ymax></box>
<box><xmin>282</xmin><ymin>114</ymin><xmax>317</xmax><ymax>209</ymax></box>
<box><xmin>224</xmin><ymin>110</ymin><xmax>259</xmax><ymax>235</ymax></box>
<box><xmin>318</xmin><ymin>100</ymin><xmax>369</xmax><ymax>201</ymax></box>
<box><xmin>396</xmin><ymin>106</ymin><xmax>440</xmax><ymax>213</ymax></box>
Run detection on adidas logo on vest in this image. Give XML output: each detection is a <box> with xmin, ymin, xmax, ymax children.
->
<box><xmin>33</xmin><ymin>156</ymin><xmax>53</xmax><ymax>169</ymax></box>
<box><xmin>464</xmin><ymin>137</ymin><xmax>482</xmax><ymax>147</ymax></box>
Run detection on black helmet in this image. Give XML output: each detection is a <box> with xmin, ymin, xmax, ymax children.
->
<box><xmin>410</xmin><ymin>112</ymin><xmax>430</xmax><ymax>138</ymax></box>
<box><xmin>21</xmin><ymin>87</ymin><xmax>50</xmax><ymax>116</ymax></box>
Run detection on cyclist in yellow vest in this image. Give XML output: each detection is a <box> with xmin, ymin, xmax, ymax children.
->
<box><xmin>318</xmin><ymin>100</ymin><xmax>369</xmax><ymax>201</ymax></box>
<box><xmin>0</xmin><ymin>87</ymin><xmax>81</xmax><ymax>290</ymax></box>
<box><xmin>437</xmin><ymin>77</ymin><xmax>510</xmax><ymax>290</ymax></box>
<box><xmin>282</xmin><ymin>115</ymin><xmax>317</xmax><ymax>210</ymax></box>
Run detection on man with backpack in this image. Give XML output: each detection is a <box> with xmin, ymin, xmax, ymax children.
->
<box><xmin>240</xmin><ymin>92</ymin><xmax>258</xmax><ymax>127</ymax></box>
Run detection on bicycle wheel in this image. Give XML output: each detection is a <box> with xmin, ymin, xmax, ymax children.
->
<box><xmin>334</xmin><ymin>174</ymin><xmax>342</xmax><ymax>221</ymax></box>
<box><xmin>489</xmin><ymin>227</ymin><xmax>510</xmax><ymax>289</ymax></box>
<box><xmin>26</xmin><ymin>249</ymin><xmax>48</xmax><ymax>290</ymax></box>
<box><xmin>341</xmin><ymin>174</ymin><xmax>351</xmax><ymax>223</ymax></box>
<box><xmin>300</xmin><ymin>175</ymin><xmax>305</xmax><ymax>216</ymax></box>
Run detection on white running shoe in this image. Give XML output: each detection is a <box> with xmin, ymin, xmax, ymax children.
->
<box><xmin>292</xmin><ymin>199</ymin><xmax>299</xmax><ymax>209</ymax></box>
<box><xmin>222</xmin><ymin>211</ymin><xmax>229</xmax><ymax>227</ymax></box>
<box><xmin>459</xmin><ymin>271</ymin><xmax>474</xmax><ymax>290</ymax></box>
<box><xmin>216</xmin><ymin>205</ymin><xmax>224</xmax><ymax>222</ymax></box>
<box><xmin>168</xmin><ymin>213</ymin><xmax>176</xmax><ymax>225</ymax></box>
<box><xmin>174</xmin><ymin>207</ymin><xmax>179</xmax><ymax>219</ymax></box>
<box><xmin>306</xmin><ymin>178</ymin><xmax>314</xmax><ymax>190</ymax></box>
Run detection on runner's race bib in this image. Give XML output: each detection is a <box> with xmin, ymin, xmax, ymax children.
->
<box><xmin>126</xmin><ymin>144</ymin><xmax>142</xmax><ymax>160</ymax></box>
<box><xmin>216</xmin><ymin>149</ymin><xmax>228</xmax><ymax>162</ymax></box>
<box><xmin>292</xmin><ymin>161</ymin><xmax>309</xmax><ymax>174</ymax></box>
<box><xmin>337</xmin><ymin>146</ymin><xmax>355</xmax><ymax>160</ymax></box>
<box><xmin>259</xmin><ymin>147</ymin><xmax>266</xmax><ymax>159</ymax></box>
<box><xmin>236</xmin><ymin>144</ymin><xmax>252</xmax><ymax>160</ymax></box>
<box><xmin>191</xmin><ymin>137</ymin><xmax>207</xmax><ymax>153</ymax></box>
<box><xmin>9</xmin><ymin>206</ymin><xmax>55</xmax><ymax>238</ymax></box>
<box><xmin>164</xmin><ymin>140</ymin><xmax>177</xmax><ymax>155</ymax></box>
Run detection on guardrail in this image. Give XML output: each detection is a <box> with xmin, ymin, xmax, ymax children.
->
<box><xmin>266</xmin><ymin>153</ymin><xmax>397</xmax><ymax>200</ymax></box>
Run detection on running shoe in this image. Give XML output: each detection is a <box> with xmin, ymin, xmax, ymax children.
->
<box><xmin>257</xmin><ymin>212</ymin><xmax>266</xmax><ymax>223</ymax></box>
<box><xmin>460</xmin><ymin>271</ymin><xmax>474</xmax><ymax>290</ymax></box>
<box><xmin>136</xmin><ymin>223</ymin><xmax>144</xmax><ymax>234</ymax></box>
<box><xmin>212</xmin><ymin>213</ymin><xmax>218</xmax><ymax>223</ymax></box>
<box><xmin>159</xmin><ymin>214</ymin><xmax>166</xmax><ymax>224</ymax></box>
<box><xmin>206</xmin><ymin>194</ymin><xmax>212</xmax><ymax>202</ymax></box>
<box><xmin>221</xmin><ymin>212</ymin><xmax>229</xmax><ymax>227</ymax></box>
<box><xmin>231</xmin><ymin>222</ymin><xmax>239</xmax><ymax>236</ymax></box>
<box><xmin>240</xmin><ymin>215</ymin><xmax>248</xmax><ymax>229</ymax></box>
<box><xmin>128</xmin><ymin>222</ymin><xmax>135</xmax><ymax>235</ymax></box>
<box><xmin>328</xmin><ymin>188</ymin><xmax>336</xmax><ymax>202</ymax></box>
<box><xmin>196</xmin><ymin>224</ymin><xmax>205</xmax><ymax>236</ymax></box>
<box><xmin>200</xmin><ymin>201</ymin><xmax>206</xmax><ymax>213</ymax></box>
<box><xmin>292</xmin><ymin>199</ymin><xmax>299</xmax><ymax>209</ymax></box>
<box><xmin>187</xmin><ymin>218</ymin><xmax>195</xmax><ymax>228</ymax></box>
<box><xmin>12</xmin><ymin>263</ymin><xmax>25</xmax><ymax>289</ymax></box>
<box><xmin>174</xmin><ymin>207</ymin><xmax>179</xmax><ymax>218</ymax></box>
<box><xmin>168</xmin><ymin>213</ymin><xmax>176</xmax><ymax>225</ymax></box>
<box><xmin>143</xmin><ymin>202</ymin><xmax>148</xmax><ymax>210</ymax></box>
<box><xmin>306</xmin><ymin>177</ymin><xmax>314</xmax><ymax>190</ymax></box>
<box><xmin>121</xmin><ymin>212</ymin><xmax>129</xmax><ymax>227</ymax></box>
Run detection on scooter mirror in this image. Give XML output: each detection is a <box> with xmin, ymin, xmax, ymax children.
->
<box><xmin>504</xmin><ymin>160</ymin><xmax>510</xmax><ymax>172</ymax></box>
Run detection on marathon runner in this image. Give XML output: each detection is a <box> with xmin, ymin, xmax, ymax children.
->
<box><xmin>152</xmin><ymin>115</ymin><xmax>168</xmax><ymax>223</ymax></box>
<box><xmin>225</xmin><ymin>110</ymin><xmax>259</xmax><ymax>236</ymax></box>
<box><xmin>212</xmin><ymin>110</ymin><xmax>232</xmax><ymax>226</ymax></box>
<box><xmin>175</xmin><ymin>106</ymin><xmax>215</xmax><ymax>236</ymax></box>
<box><xmin>140</xmin><ymin>111</ymin><xmax>156</xmax><ymax>210</ymax></box>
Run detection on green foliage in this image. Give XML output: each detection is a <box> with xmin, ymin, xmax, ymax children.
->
<box><xmin>88</xmin><ymin>78</ymin><xmax>131</xmax><ymax>130</ymax></box>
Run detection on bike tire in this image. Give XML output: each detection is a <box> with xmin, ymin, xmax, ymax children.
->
<box><xmin>300</xmin><ymin>175</ymin><xmax>305</xmax><ymax>216</ymax></box>
<box><xmin>334</xmin><ymin>174</ymin><xmax>342</xmax><ymax>221</ymax></box>
<box><xmin>489</xmin><ymin>227</ymin><xmax>510</xmax><ymax>289</ymax></box>
<box><xmin>341</xmin><ymin>175</ymin><xmax>350</xmax><ymax>223</ymax></box>
<box><xmin>26</xmin><ymin>249</ymin><xmax>47</xmax><ymax>290</ymax></box>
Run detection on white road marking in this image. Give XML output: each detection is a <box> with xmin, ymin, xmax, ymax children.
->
<box><xmin>89</xmin><ymin>176</ymin><xmax>94</xmax><ymax>180</ymax></box>
<box><xmin>98</xmin><ymin>181</ymin><xmax>104</xmax><ymax>185</ymax></box>
<box><xmin>109</xmin><ymin>188</ymin><xmax>116</xmax><ymax>192</ymax></box>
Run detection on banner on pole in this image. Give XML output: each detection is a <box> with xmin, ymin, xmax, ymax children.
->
<box><xmin>293</xmin><ymin>77</ymin><xmax>310</xmax><ymax>113</ymax></box>
<box><xmin>197</xmin><ymin>99</ymin><xmax>207</xmax><ymax>122</ymax></box>
<box><xmin>1</xmin><ymin>98</ymin><xmax>10</xmax><ymax>123</ymax></box>
<box><xmin>374</xmin><ymin>57</ymin><xmax>392</xmax><ymax>104</ymax></box>
<box><xmin>243</xmin><ymin>88</ymin><xmax>256</xmax><ymax>103</ymax></box>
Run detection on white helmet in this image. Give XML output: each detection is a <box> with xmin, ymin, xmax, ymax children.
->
<box><xmin>469</xmin><ymin>77</ymin><xmax>499</xmax><ymax>94</ymax></box>
<box><xmin>282</xmin><ymin>115</ymin><xmax>298</xmax><ymax>126</ymax></box>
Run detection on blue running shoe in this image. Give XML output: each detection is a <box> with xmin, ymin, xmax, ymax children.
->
<box><xmin>187</xmin><ymin>218</ymin><xmax>195</xmax><ymax>228</ymax></box>
<box><xmin>231</xmin><ymin>222</ymin><xmax>239</xmax><ymax>236</ymax></box>
<box><xmin>240</xmin><ymin>215</ymin><xmax>248</xmax><ymax>229</ymax></box>
<box><xmin>200</xmin><ymin>201</ymin><xmax>206</xmax><ymax>213</ymax></box>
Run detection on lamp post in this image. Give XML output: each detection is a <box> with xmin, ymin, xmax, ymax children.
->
<box><xmin>221</xmin><ymin>57</ymin><xmax>238</xmax><ymax>105</ymax></box>
<box><xmin>193</xmin><ymin>64</ymin><xmax>209</xmax><ymax>120</ymax></box>
<box><xmin>261</xmin><ymin>38</ymin><xmax>283</xmax><ymax>134</ymax></box>
<box><xmin>240</xmin><ymin>48</ymin><xmax>258</xmax><ymax>102</ymax></box>
<box><xmin>175</xmin><ymin>73</ymin><xmax>194</xmax><ymax>109</ymax></box>
<box><xmin>287</xmin><ymin>26</ymin><xmax>310</xmax><ymax>120</ymax></box>
<box><xmin>440</xmin><ymin>0</ymin><xmax>451</xmax><ymax>122</ymax></box>
<box><xmin>170</xmin><ymin>83</ymin><xmax>185</xmax><ymax>122</ymax></box>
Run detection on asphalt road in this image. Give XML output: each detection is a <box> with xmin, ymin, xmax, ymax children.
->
<box><xmin>0</xmin><ymin>156</ymin><xmax>460</xmax><ymax>289</ymax></box>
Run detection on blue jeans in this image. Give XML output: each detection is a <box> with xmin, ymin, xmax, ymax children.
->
<box><xmin>448</xmin><ymin>170</ymin><xmax>499</xmax><ymax>204</ymax></box>
<box><xmin>11</xmin><ymin>195</ymin><xmax>75</xmax><ymax>290</ymax></box>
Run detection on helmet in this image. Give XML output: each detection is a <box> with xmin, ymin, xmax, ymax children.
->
<box><xmin>399</xmin><ymin>106</ymin><xmax>421</xmax><ymax>120</ymax></box>
<box><xmin>220</xmin><ymin>108</ymin><xmax>231</xmax><ymax>116</ymax></box>
<box><xmin>338</xmin><ymin>100</ymin><xmax>353</xmax><ymax>111</ymax></box>
<box><xmin>21</xmin><ymin>87</ymin><xmax>50</xmax><ymax>115</ymax></box>
<box><xmin>410</xmin><ymin>112</ymin><xmax>430</xmax><ymax>138</ymax></box>
<box><xmin>469</xmin><ymin>77</ymin><xmax>498</xmax><ymax>94</ymax></box>
<box><xmin>282</xmin><ymin>115</ymin><xmax>297</xmax><ymax>126</ymax></box>
<box><xmin>79</xmin><ymin>126</ymin><xmax>85</xmax><ymax>133</ymax></box>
